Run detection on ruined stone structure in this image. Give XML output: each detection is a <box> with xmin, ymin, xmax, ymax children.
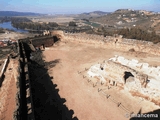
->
<box><xmin>50</xmin><ymin>30</ymin><xmax>64</xmax><ymax>39</ymax></box>
<box><xmin>19</xmin><ymin>30</ymin><xmax>62</xmax><ymax>50</ymax></box>
<box><xmin>62</xmin><ymin>33</ymin><xmax>160</xmax><ymax>56</ymax></box>
<box><xmin>18</xmin><ymin>30</ymin><xmax>159</xmax><ymax>57</ymax></box>
<box><xmin>20</xmin><ymin>30</ymin><xmax>160</xmax><ymax>57</ymax></box>
<box><xmin>43</xmin><ymin>30</ymin><xmax>50</xmax><ymax>36</ymax></box>
<box><xmin>17</xmin><ymin>31</ymin><xmax>160</xmax><ymax>107</ymax></box>
<box><xmin>87</xmin><ymin>56</ymin><xmax>160</xmax><ymax>106</ymax></box>
<box><xmin>1</xmin><ymin>30</ymin><xmax>159</xmax><ymax>119</ymax></box>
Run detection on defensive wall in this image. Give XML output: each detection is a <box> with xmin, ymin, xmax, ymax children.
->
<box><xmin>11</xmin><ymin>40</ymin><xmax>35</xmax><ymax>120</ymax></box>
<box><xmin>4</xmin><ymin>30</ymin><xmax>158</xmax><ymax>119</ymax></box>
<box><xmin>63</xmin><ymin>33</ymin><xmax>160</xmax><ymax>56</ymax></box>
<box><xmin>0</xmin><ymin>39</ymin><xmax>35</xmax><ymax>119</ymax></box>
<box><xmin>19</xmin><ymin>30</ymin><xmax>62</xmax><ymax>50</ymax></box>
<box><xmin>17</xmin><ymin>30</ymin><xmax>160</xmax><ymax>57</ymax></box>
<box><xmin>0</xmin><ymin>56</ymin><xmax>9</xmax><ymax>82</ymax></box>
<box><xmin>10</xmin><ymin>31</ymin><xmax>62</xmax><ymax>119</ymax></box>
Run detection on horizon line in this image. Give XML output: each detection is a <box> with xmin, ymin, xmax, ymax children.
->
<box><xmin>0</xmin><ymin>8</ymin><xmax>159</xmax><ymax>15</ymax></box>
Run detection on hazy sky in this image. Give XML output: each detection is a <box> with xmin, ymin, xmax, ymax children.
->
<box><xmin>0</xmin><ymin>0</ymin><xmax>160</xmax><ymax>14</ymax></box>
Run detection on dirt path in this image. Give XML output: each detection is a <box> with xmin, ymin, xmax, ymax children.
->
<box><xmin>0</xmin><ymin>59</ymin><xmax>18</xmax><ymax>120</ymax></box>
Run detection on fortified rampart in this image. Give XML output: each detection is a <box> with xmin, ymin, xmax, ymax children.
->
<box><xmin>12</xmin><ymin>32</ymin><xmax>62</xmax><ymax>119</ymax></box>
<box><xmin>1</xmin><ymin>30</ymin><xmax>158</xmax><ymax>118</ymax></box>
<box><xmin>63</xmin><ymin>33</ymin><xmax>160</xmax><ymax>56</ymax></box>
<box><xmin>18</xmin><ymin>30</ymin><xmax>160</xmax><ymax>56</ymax></box>
<box><xmin>0</xmin><ymin>40</ymin><xmax>35</xmax><ymax>119</ymax></box>
<box><xmin>14</xmin><ymin>41</ymin><xmax>35</xmax><ymax>119</ymax></box>
<box><xmin>19</xmin><ymin>30</ymin><xmax>64</xmax><ymax>49</ymax></box>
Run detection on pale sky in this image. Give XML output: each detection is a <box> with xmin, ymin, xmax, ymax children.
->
<box><xmin>0</xmin><ymin>0</ymin><xmax>160</xmax><ymax>14</ymax></box>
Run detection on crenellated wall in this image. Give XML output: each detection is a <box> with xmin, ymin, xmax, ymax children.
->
<box><xmin>62</xmin><ymin>33</ymin><xmax>160</xmax><ymax>56</ymax></box>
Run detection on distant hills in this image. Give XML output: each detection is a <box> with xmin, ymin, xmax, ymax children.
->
<box><xmin>76</xmin><ymin>11</ymin><xmax>111</xmax><ymax>19</ymax></box>
<box><xmin>82</xmin><ymin>11</ymin><xmax>111</xmax><ymax>15</ymax></box>
<box><xmin>88</xmin><ymin>9</ymin><xmax>160</xmax><ymax>33</ymax></box>
<box><xmin>0</xmin><ymin>11</ymin><xmax>44</xmax><ymax>16</ymax></box>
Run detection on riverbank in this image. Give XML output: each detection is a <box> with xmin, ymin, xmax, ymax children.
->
<box><xmin>0</xmin><ymin>22</ymin><xmax>28</xmax><ymax>33</ymax></box>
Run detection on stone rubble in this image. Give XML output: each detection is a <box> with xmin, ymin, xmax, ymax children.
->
<box><xmin>87</xmin><ymin>56</ymin><xmax>160</xmax><ymax>105</ymax></box>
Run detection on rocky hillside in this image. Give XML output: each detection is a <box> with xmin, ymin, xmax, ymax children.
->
<box><xmin>89</xmin><ymin>9</ymin><xmax>160</xmax><ymax>34</ymax></box>
<box><xmin>76</xmin><ymin>11</ymin><xmax>110</xmax><ymax>19</ymax></box>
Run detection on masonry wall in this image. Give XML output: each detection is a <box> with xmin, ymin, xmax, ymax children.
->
<box><xmin>13</xmin><ymin>41</ymin><xmax>35</xmax><ymax>120</ymax></box>
<box><xmin>63</xmin><ymin>33</ymin><xmax>160</xmax><ymax>56</ymax></box>
<box><xmin>31</xmin><ymin>36</ymin><xmax>54</xmax><ymax>47</ymax></box>
<box><xmin>105</xmin><ymin>60</ymin><xmax>147</xmax><ymax>88</ymax></box>
<box><xmin>0</xmin><ymin>56</ymin><xmax>9</xmax><ymax>81</ymax></box>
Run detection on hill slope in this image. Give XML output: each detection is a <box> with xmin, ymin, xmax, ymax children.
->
<box><xmin>89</xmin><ymin>9</ymin><xmax>160</xmax><ymax>33</ymax></box>
<box><xmin>0</xmin><ymin>11</ymin><xmax>44</xmax><ymax>16</ymax></box>
<box><xmin>77</xmin><ymin>11</ymin><xmax>110</xmax><ymax>19</ymax></box>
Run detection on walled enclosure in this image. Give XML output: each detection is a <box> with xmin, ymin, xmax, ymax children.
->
<box><xmin>20</xmin><ymin>30</ymin><xmax>160</xmax><ymax>56</ymax></box>
<box><xmin>10</xmin><ymin>31</ymin><xmax>62</xmax><ymax>119</ymax></box>
<box><xmin>59</xmin><ymin>32</ymin><xmax>160</xmax><ymax>106</ymax></box>
<box><xmin>10</xmin><ymin>30</ymin><xmax>159</xmax><ymax>119</ymax></box>
<box><xmin>63</xmin><ymin>32</ymin><xmax>160</xmax><ymax>56</ymax></box>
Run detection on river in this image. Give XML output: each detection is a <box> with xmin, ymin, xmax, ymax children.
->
<box><xmin>0</xmin><ymin>22</ymin><xmax>28</xmax><ymax>33</ymax></box>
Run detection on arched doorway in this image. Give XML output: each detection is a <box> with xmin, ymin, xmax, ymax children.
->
<box><xmin>53</xmin><ymin>36</ymin><xmax>59</xmax><ymax>43</ymax></box>
<box><xmin>123</xmin><ymin>71</ymin><xmax>134</xmax><ymax>83</ymax></box>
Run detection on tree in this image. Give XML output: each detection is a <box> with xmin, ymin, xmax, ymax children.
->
<box><xmin>68</xmin><ymin>21</ymin><xmax>77</xmax><ymax>26</ymax></box>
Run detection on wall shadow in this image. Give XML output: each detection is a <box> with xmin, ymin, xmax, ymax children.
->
<box><xmin>0</xmin><ymin>74</ymin><xmax>5</xmax><ymax>87</ymax></box>
<box><xmin>130</xmin><ymin>109</ymin><xmax>160</xmax><ymax>120</ymax></box>
<box><xmin>28</xmin><ymin>50</ymin><xmax>78</xmax><ymax>120</ymax></box>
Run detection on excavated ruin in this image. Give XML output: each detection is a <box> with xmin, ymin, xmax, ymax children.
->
<box><xmin>87</xmin><ymin>55</ymin><xmax>160</xmax><ymax>106</ymax></box>
<box><xmin>1</xmin><ymin>30</ymin><xmax>160</xmax><ymax>119</ymax></box>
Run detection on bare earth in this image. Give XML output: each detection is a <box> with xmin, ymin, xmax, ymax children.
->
<box><xmin>42</xmin><ymin>41</ymin><xmax>160</xmax><ymax>120</ymax></box>
<box><xmin>0</xmin><ymin>32</ymin><xmax>36</xmax><ymax>40</ymax></box>
<box><xmin>0</xmin><ymin>59</ymin><xmax>18</xmax><ymax>120</ymax></box>
<box><xmin>29</xmin><ymin>16</ymin><xmax>75</xmax><ymax>23</ymax></box>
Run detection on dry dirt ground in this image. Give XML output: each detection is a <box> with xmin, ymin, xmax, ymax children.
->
<box><xmin>42</xmin><ymin>40</ymin><xmax>160</xmax><ymax>120</ymax></box>
<box><xmin>0</xmin><ymin>59</ymin><xmax>18</xmax><ymax>120</ymax></box>
<box><xmin>0</xmin><ymin>32</ymin><xmax>36</xmax><ymax>40</ymax></box>
<box><xmin>28</xmin><ymin>16</ymin><xmax>75</xmax><ymax>23</ymax></box>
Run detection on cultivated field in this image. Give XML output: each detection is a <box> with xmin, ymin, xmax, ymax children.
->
<box><xmin>27</xmin><ymin>15</ymin><xmax>75</xmax><ymax>23</ymax></box>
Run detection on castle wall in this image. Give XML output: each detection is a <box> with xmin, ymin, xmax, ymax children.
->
<box><xmin>31</xmin><ymin>37</ymin><xmax>54</xmax><ymax>47</ymax></box>
<box><xmin>63</xmin><ymin>33</ymin><xmax>160</xmax><ymax>56</ymax></box>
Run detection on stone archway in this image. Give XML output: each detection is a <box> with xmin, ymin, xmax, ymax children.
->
<box><xmin>53</xmin><ymin>36</ymin><xmax>59</xmax><ymax>43</ymax></box>
<box><xmin>123</xmin><ymin>71</ymin><xmax>134</xmax><ymax>83</ymax></box>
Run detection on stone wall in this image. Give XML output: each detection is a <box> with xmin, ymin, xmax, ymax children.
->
<box><xmin>0</xmin><ymin>56</ymin><xmax>9</xmax><ymax>81</ymax></box>
<box><xmin>19</xmin><ymin>31</ymin><xmax>63</xmax><ymax>49</ymax></box>
<box><xmin>13</xmin><ymin>41</ymin><xmax>35</xmax><ymax>120</ymax></box>
<box><xmin>88</xmin><ymin>60</ymin><xmax>147</xmax><ymax>89</ymax></box>
<box><xmin>50</xmin><ymin>30</ymin><xmax>64</xmax><ymax>39</ymax></box>
<box><xmin>87</xmin><ymin>56</ymin><xmax>160</xmax><ymax>106</ymax></box>
<box><xmin>63</xmin><ymin>33</ymin><xmax>160</xmax><ymax>56</ymax></box>
<box><xmin>31</xmin><ymin>36</ymin><xmax>54</xmax><ymax>47</ymax></box>
<box><xmin>105</xmin><ymin>60</ymin><xmax>147</xmax><ymax>85</ymax></box>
